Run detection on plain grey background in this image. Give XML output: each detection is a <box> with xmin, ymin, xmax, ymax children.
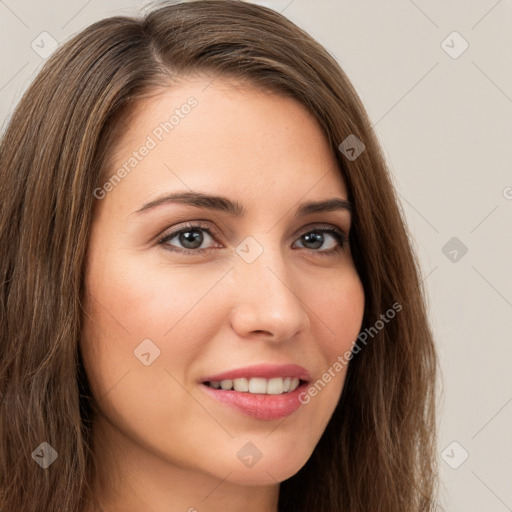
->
<box><xmin>1</xmin><ymin>1</ymin><xmax>511</xmax><ymax>510</ymax></box>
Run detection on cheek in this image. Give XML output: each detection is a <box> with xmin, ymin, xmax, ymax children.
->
<box><xmin>290</xmin><ymin>268</ymin><xmax>365</xmax><ymax>434</ymax></box>
<box><xmin>313</xmin><ymin>268</ymin><xmax>365</xmax><ymax>353</ymax></box>
<box><xmin>79</xmin><ymin>248</ymin><xmax>230</xmax><ymax>397</ymax></box>
<box><xmin>79</xmin><ymin>253</ymin><xmax>228</xmax><ymax>463</ymax></box>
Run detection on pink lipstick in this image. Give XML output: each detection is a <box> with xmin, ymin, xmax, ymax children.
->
<box><xmin>199</xmin><ymin>363</ymin><xmax>311</xmax><ymax>420</ymax></box>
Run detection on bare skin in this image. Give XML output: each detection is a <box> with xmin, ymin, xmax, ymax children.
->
<box><xmin>80</xmin><ymin>76</ymin><xmax>365</xmax><ymax>512</ymax></box>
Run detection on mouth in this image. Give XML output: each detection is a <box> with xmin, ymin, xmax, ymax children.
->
<box><xmin>198</xmin><ymin>363</ymin><xmax>312</xmax><ymax>420</ymax></box>
<box><xmin>199</xmin><ymin>375</ymin><xmax>311</xmax><ymax>420</ymax></box>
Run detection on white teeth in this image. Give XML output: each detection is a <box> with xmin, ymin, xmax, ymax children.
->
<box><xmin>207</xmin><ymin>376</ymin><xmax>302</xmax><ymax>394</ymax></box>
<box><xmin>266</xmin><ymin>377</ymin><xmax>284</xmax><ymax>395</ymax></box>
<box><xmin>248</xmin><ymin>377</ymin><xmax>267</xmax><ymax>394</ymax></box>
<box><xmin>233</xmin><ymin>378</ymin><xmax>249</xmax><ymax>392</ymax></box>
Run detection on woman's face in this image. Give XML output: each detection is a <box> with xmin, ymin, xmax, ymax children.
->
<box><xmin>81</xmin><ymin>76</ymin><xmax>365</xmax><ymax>492</ymax></box>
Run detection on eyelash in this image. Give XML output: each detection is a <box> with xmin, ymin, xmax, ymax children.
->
<box><xmin>157</xmin><ymin>221</ymin><xmax>347</xmax><ymax>257</ymax></box>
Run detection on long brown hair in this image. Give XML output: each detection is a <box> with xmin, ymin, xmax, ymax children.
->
<box><xmin>0</xmin><ymin>1</ymin><xmax>439</xmax><ymax>510</ymax></box>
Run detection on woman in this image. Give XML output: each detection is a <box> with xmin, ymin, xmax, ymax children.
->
<box><xmin>0</xmin><ymin>1</ymin><xmax>439</xmax><ymax>511</ymax></box>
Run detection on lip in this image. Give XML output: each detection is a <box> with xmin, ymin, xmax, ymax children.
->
<box><xmin>198</xmin><ymin>363</ymin><xmax>312</xmax><ymax>421</ymax></box>
<box><xmin>198</xmin><ymin>363</ymin><xmax>311</xmax><ymax>383</ymax></box>
<box><xmin>199</xmin><ymin>379</ymin><xmax>310</xmax><ymax>420</ymax></box>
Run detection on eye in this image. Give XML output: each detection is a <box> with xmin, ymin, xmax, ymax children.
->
<box><xmin>157</xmin><ymin>222</ymin><xmax>347</xmax><ymax>255</ymax></box>
<box><xmin>157</xmin><ymin>221</ymin><xmax>220</xmax><ymax>253</ymax></box>
<box><xmin>293</xmin><ymin>226</ymin><xmax>347</xmax><ymax>256</ymax></box>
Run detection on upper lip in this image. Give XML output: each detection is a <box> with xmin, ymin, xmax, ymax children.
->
<box><xmin>199</xmin><ymin>363</ymin><xmax>311</xmax><ymax>383</ymax></box>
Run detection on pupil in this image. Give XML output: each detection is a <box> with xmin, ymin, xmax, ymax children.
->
<box><xmin>180</xmin><ymin>230</ymin><xmax>203</xmax><ymax>249</ymax></box>
<box><xmin>303</xmin><ymin>232</ymin><xmax>323</xmax><ymax>249</ymax></box>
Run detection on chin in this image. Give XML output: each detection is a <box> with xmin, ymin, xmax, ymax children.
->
<box><xmin>204</xmin><ymin>441</ymin><xmax>312</xmax><ymax>486</ymax></box>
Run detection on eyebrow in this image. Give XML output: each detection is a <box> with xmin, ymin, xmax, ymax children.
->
<box><xmin>132</xmin><ymin>191</ymin><xmax>352</xmax><ymax>217</ymax></box>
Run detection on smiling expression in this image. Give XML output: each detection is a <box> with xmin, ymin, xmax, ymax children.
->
<box><xmin>80</xmin><ymin>76</ymin><xmax>365</xmax><ymax>488</ymax></box>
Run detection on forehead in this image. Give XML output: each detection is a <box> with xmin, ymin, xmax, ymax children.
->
<box><xmin>100</xmin><ymin>77</ymin><xmax>348</xmax><ymax>217</ymax></box>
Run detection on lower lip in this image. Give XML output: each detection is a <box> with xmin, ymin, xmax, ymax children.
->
<box><xmin>200</xmin><ymin>382</ymin><xmax>309</xmax><ymax>420</ymax></box>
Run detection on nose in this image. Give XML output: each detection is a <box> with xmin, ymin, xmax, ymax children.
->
<box><xmin>228</xmin><ymin>242</ymin><xmax>311</xmax><ymax>342</ymax></box>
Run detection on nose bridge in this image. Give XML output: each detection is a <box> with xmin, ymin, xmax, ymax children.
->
<box><xmin>229</xmin><ymin>234</ymin><xmax>310</xmax><ymax>339</ymax></box>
